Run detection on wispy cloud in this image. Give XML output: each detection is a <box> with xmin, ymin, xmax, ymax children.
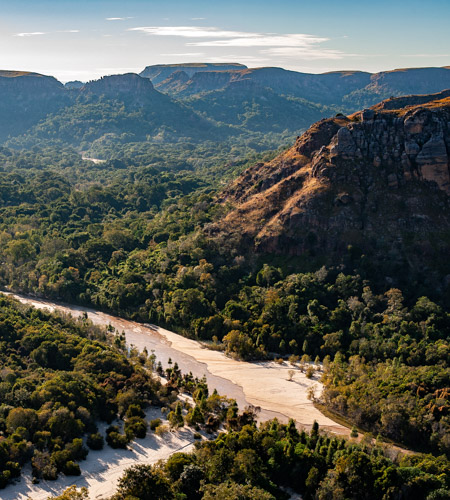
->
<box><xmin>14</xmin><ymin>30</ymin><xmax>79</xmax><ymax>37</ymax></box>
<box><xmin>128</xmin><ymin>26</ymin><xmax>349</xmax><ymax>60</ymax></box>
<box><xmin>14</xmin><ymin>32</ymin><xmax>46</xmax><ymax>37</ymax></box>
<box><xmin>190</xmin><ymin>18</ymin><xmax>206</xmax><ymax>21</ymax></box>
<box><xmin>106</xmin><ymin>17</ymin><xmax>133</xmax><ymax>21</ymax></box>
<box><xmin>262</xmin><ymin>47</ymin><xmax>350</xmax><ymax>60</ymax></box>
<box><xmin>128</xmin><ymin>26</ymin><xmax>253</xmax><ymax>38</ymax></box>
<box><xmin>402</xmin><ymin>53</ymin><xmax>450</xmax><ymax>57</ymax></box>
<box><xmin>190</xmin><ymin>33</ymin><xmax>329</xmax><ymax>48</ymax></box>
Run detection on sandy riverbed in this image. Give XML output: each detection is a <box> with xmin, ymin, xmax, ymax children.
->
<box><xmin>1</xmin><ymin>292</ymin><xmax>348</xmax><ymax>498</ymax></box>
<box><xmin>4</xmin><ymin>292</ymin><xmax>347</xmax><ymax>435</ymax></box>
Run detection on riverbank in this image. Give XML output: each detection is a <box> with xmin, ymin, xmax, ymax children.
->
<box><xmin>3</xmin><ymin>291</ymin><xmax>348</xmax><ymax>435</ymax></box>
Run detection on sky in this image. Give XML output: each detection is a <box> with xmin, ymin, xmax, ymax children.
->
<box><xmin>1</xmin><ymin>0</ymin><xmax>449</xmax><ymax>82</ymax></box>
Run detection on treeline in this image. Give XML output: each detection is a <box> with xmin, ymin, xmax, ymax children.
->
<box><xmin>0</xmin><ymin>147</ymin><xmax>449</xmax><ymax>455</ymax></box>
<box><xmin>57</xmin><ymin>419</ymin><xmax>450</xmax><ymax>500</ymax></box>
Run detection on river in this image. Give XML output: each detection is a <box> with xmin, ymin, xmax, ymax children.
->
<box><xmin>1</xmin><ymin>291</ymin><xmax>350</xmax><ymax>499</ymax></box>
<box><xmin>2</xmin><ymin>291</ymin><xmax>347</xmax><ymax>433</ymax></box>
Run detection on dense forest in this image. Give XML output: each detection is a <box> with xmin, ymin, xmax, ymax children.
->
<box><xmin>54</xmin><ymin>419</ymin><xmax>450</xmax><ymax>500</ymax></box>
<box><xmin>0</xmin><ymin>141</ymin><xmax>449</xmax><ymax>456</ymax></box>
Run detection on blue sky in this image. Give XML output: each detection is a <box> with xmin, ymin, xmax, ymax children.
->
<box><xmin>1</xmin><ymin>0</ymin><xmax>449</xmax><ymax>81</ymax></box>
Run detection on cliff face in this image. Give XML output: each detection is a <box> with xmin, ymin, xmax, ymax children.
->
<box><xmin>344</xmin><ymin>67</ymin><xmax>450</xmax><ymax>108</ymax></box>
<box><xmin>157</xmin><ymin>70</ymin><xmax>240</xmax><ymax>95</ymax></box>
<box><xmin>151</xmin><ymin>65</ymin><xmax>450</xmax><ymax>110</ymax></box>
<box><xmin>82</xmin><ymin>73</ymin><xmax>158</xmax><ymax>104</ymax></box>
<box><xmin>368</xmin><ymin>67</ymin><xmax>450</xmax><ymax>99</ymax></box>
<box><xmin>212</xmin><ymin>93</ymin><xmax>450</xmax><ymax>282</ymax></box>
<box><xmin>155</xmin><ymin>67</ymin><xmax>371</xmax><ymax>101</ymax></box>
<box><xmin>140</xmin><ymin>63</ymin><xmax>247</xmax><ymax>85</ymax></box>
<box><xmin>0</xmin><ymin>71</ymin><xmax>69</xmax><ymax>140</ymax></box>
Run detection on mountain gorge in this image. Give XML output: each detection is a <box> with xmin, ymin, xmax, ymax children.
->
<box><xmin>1</xmin><ymin>62</ymin><xmax>450</xmax><ymax>489</ymax></box>
<box><xmin>145</xmin><ymin>64</ymin><xmax>450</xmax><ymax>109</ymax></box>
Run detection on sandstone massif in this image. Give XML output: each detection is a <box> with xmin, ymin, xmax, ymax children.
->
<box><xmin>2</xmin><ymin>65</ymin><xmax>450</xmax><ymax>144</ymax></box>
<box><xmin>211</xmin><ymin>91</ymin><xmax>450</xmax><ymax>288</ymax></box>
<box><xmin>147</xmin><ymin>64</ymin><xmax>450</xmax><ymax>109</ymax></box>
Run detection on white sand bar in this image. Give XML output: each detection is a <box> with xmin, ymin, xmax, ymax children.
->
<box><xmin>4</xmin><ymin>292</ymin><xmax>347</xmax><ymax>435</ymax></box>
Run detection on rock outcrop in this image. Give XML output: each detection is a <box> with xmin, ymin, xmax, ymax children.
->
<box><xmin>82</xmin><ymin>73</ymin><xmax>158</xmax><ymax>105</ymax></box>
<box><xmin>211</xmin><ymin>93</ymin><xmax>450</xmax><ymax>282</ymax></box>
<box><xmin>140</xmin><ymin>63</ymin><xmax>247</xmax><ymax>85</ymax></box>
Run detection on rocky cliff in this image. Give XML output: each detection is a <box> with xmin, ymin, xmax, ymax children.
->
<box><xmin>152</xmin><ymin>65</ymin><xmax>450</xmax><ymax>110</ymax></box>
<box><xmin>154</xmin><ymin>66</ymin><xmax>371</xmax><ymax>102</ymax></box>
<box><xmin>82</xmin><ymin>73</ymin><xmax>159</xmax><ymax>105</ymax></box>
<box><xmin>211</xmin><ymin>92</ymin><xmax>450</xmax><ymax>286</ymax></box>
<box><xmin>0</xmin><ymin>71</ymin><xmax>69</xmax><ymax>140</ymax></box>
<box><xmin>140</xmin><ymin>63</ymin><xmax>247</xmax><ymax>85</ymax></box>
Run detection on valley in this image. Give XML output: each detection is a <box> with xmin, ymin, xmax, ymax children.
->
<box><xmin>4</xmin><ymin>291</ymin><xmax>346</xmax><ymax>434</ymax></box>
<box><xmin>0</xmin><ymin>53</ymin><xmax>449</xmax><ymax>499</ymax></box>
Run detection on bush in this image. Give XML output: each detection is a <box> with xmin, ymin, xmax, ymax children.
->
<box><xmin>150</xmin><ymin>418</ymin><xmax>162</xmax><ymax>431</ymax></box>
<box><xmin>126</xmin><ymin>404</ymin><xmax>145</xmax><ymax>419</ymax></box>
<box><xmin>155</xmin><ymin>424</ymin><xmax>169</xmax><ymax>436</ymax></box>
<box><xmin>106</xmin><ymin>431</ymin><xmax>128</xmax><ymax>449</ymax></box>
<box><xmin>87</xmin><ymin>432</ymin><xmax>104</xmax><ymax>450</ymax></box>
<box><xmin>63</xmin><ymin>461</ymin><xmax>81</xmax><ymax>476</ymax></box>
<box><xmin>125</xmin><ymin>416</ymin><xmax>147</xmax><ymax>439</ymax></box>
<box><xmin>305</xmin><ymin>366</ymin><xmax>315</xmax><ymax>379</ymax></box>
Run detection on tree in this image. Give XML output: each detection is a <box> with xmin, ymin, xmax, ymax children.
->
<box><xmin>169</xmin><ymin>402</ymin><xmax>184</xmax><ymax>428</ymax></box>
<box><xmin>202</xmin><ymin>482</ymin><xmax>275</xmax><ymax>500</ymax></box>
<box><xmin>117</xmin><ymin>464</ymin><xmax>173</xmax><ymax>500</ymax></box>
<box><xmin>50</xmin><ymin>486</ymin><xmax>89</xmax><ymax>500</ymax></box>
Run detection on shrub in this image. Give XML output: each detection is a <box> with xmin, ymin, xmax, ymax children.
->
<box><xmin>150</xmin><ymin>418</ymin><xmax>162</xmax><ymax>431</ymax></box>
<box><xmin>87</xmin><ymin>432</ymin><xmax>104</xmax><ymax>450</ymax></box>
<box><xmin>63</xmin><ymin>461</ymin><xmax>81</xmax><ymax>476</ymax></box>
<box><xmin>155</xmin><ymin>424</ymin><xmax>169</xmax><ymax>436</ymax></box>
<box><xmin>125</xmin><ymin>416</ymin><xmax>147</xmax><ymax>439</ymax></box>
<box><xmin>106</xmin><ymin>431</ymin><xmax>128</xmax><ymax>449</ymax></box>
<box><xmin>126</xmin><ymin>404</ymin><xmax>145</xmax><ymax>419</ymax></box>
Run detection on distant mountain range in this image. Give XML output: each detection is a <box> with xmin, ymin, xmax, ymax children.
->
<box><xmin>140</xmin><ymin>63</ymin><xmax>450</xmax><ymax>107</ymax></box>
<box><xmin>1</xmin><ymin>64</ymin><xmax>450</xmax><ymax>148</ymax></box>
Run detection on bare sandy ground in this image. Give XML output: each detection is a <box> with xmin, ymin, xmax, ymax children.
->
<box><xmin>151</xmin><ymin>323</ymin><xmax>346</xmax><ymax>434</ymax></box>
<box><xmin>1</xmin><ymin>408</ymin><xmax>197</xmax><ymax>500</ymax></box>
<box><xmin>4</xmin><ymin>292</ymin><xmax>347</xmax><ymax>435</ymax></box>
